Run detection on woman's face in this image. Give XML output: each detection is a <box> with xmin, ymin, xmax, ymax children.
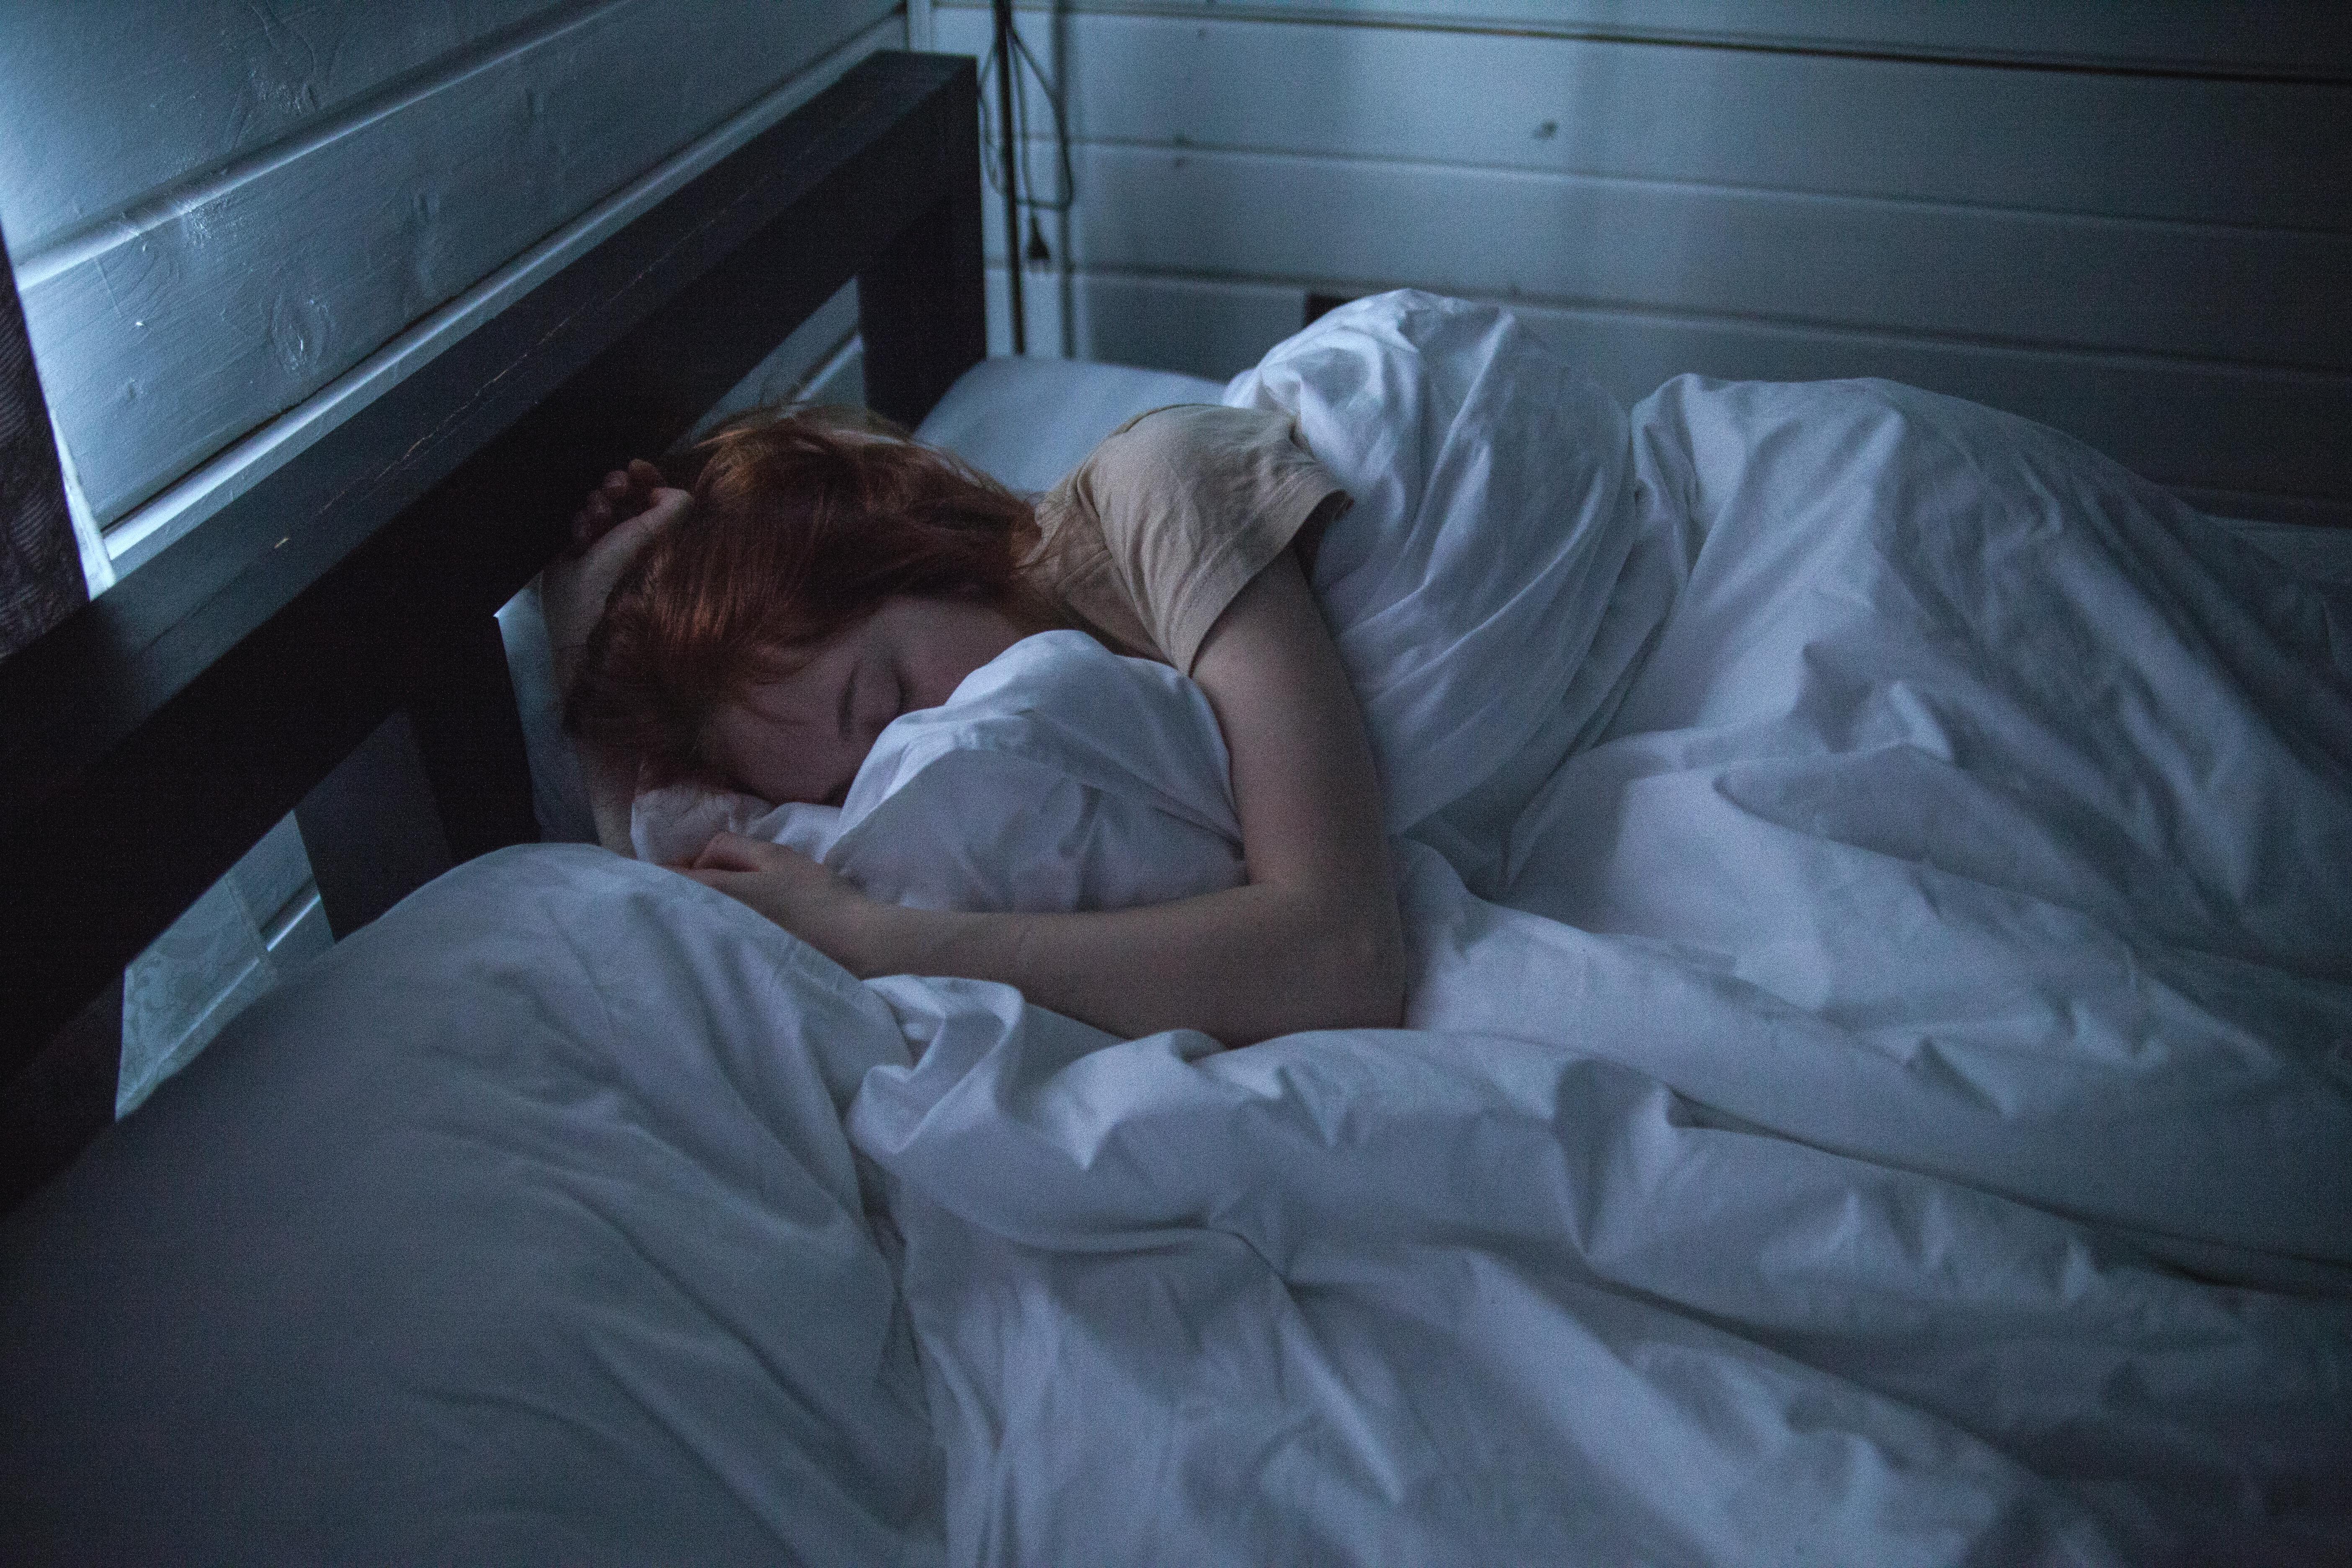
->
<box><xmin>707</xmin><ymin>596</ymin><xmax>1028</xmax><ymax>806</ymax></box>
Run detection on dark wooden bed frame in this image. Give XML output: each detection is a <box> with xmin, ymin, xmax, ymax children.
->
<box><xmin>0</xmin><ymin>51</ymin><xmax>985</xmax><ymax>1210</ymax></box>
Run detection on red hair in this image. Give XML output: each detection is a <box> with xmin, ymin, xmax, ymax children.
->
<box><xmin>565</xmin><ymin>405</ymin><xmax>1039</xmax><ymax>783</ymax></box>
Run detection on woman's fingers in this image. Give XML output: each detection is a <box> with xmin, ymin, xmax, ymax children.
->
<box><xmin>635</xmin><ymin>487</ymin><xmax>691</xmax><ymax>530</ymax></box>
<box><xmin>548</xmin><ymin>483</ymin><xmax>689</xmax><ymax>646</ymax></box>
<box><xmin>606</xmin><ymin>461</ymin><xmax>662</xmax><ymax>518</ymax></box>
<box><xmin>569</xmin><ymin>482</ymin><xmax>622</xmax><ymax>550</ymax></box>
<box><xmin>568</xmin><ymin>491</ymin><xmax>611</xmax><ymax>550</ymax></box>
<box><xmin>690</xmin><ymin>831</ymin><xmax>810</xmax><ymax>875</ymax></box>
<box><xmin>545</xmin><ymin>482</ymin><xmax>691</xmax><ymax>666</ymax></box>
<box><xmin>685</xmin><ymin>834</ymin><xmax>838</xmax><ymax>903</ymax></box>
<box><xmin>568</xmin><ymin>463</ymin><xmax>668</xmax><ymax>552</ymax></box>
<box><xmin>675</xmin><ymin>835</ymin><xmax>877</xmax><ymax>972</ymax></box>
<box><xmin>584</xmin><ymin>487</ymin><xmax>688</xmax><ymax>573</ymax></box>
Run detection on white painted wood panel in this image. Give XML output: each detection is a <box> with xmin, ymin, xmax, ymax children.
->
<box><xmin>96</xmin><ymin>10</ymin><xmax>898</xmax><ymax>576</ymax></box>
<box><xmin>939</xmin><ymin>0</ymin><xmax>2352</xmax><ymax>78</ymax></box>
<box><xmin>0</xmin><ymin>0</ymin><xmax>579</xmax><ymax>260</ymax></box>
<box><xmin>992</xmin><ymin>143</ymin><xmax>2350</xmax><ymax>370</ymax></box>
<box><xmin>935</xmin><ymin>3</ymin><xmax>2352</xmax><ymax>521</ymax></box>
<box><xmin>1066</xmin><ymin>270</ymin><xmax>1300</xmax><ymax>379</ymax></box>
<box><xmin>103</xmin><ymin>12</ymin><xmax>905</xmax><ymax>575</ymax></box>
<box><xmin>936</xmin><ymin>9</ymin><xmax>2352</xmax><ymax>232</ymax></box>
<box><xmin>17</xmin><ymin>0</ymin><xmax>899</xmax><ymax>526</ymax></box>
<box><xmin>985</xmin><ymin>259</ymin><xmax>1083</xmax><ymax>361</ymax></box>
<box><xmin>1066</xmin><ymin>269</ymin><xmax>2352</xmax><ymax>523</ymax></box>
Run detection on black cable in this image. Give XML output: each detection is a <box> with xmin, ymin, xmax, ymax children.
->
<box><xmin>1008</xmin><ymin>28</ymin><xmax>1074</xmax><ymax>216</ymax></box>
<box><xmin>978</xmin><ymin>26</ymin><xmax>1076</xmax><ymax>214</ymax></box>
<box><xmin>988</xmin><ymin>0</ymin><xmax>1024</xmax><ymax>354</ymax></box>
<box><xmin>978</xmin><ymin>10</ymin><xmax>1078</xmax><ymax>330</ymax></box>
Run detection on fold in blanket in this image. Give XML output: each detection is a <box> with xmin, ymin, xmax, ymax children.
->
<box><xmin>851</xmin><ymin>975</ymin><xmax>2350</xmax><ymax>1566</ymax></box>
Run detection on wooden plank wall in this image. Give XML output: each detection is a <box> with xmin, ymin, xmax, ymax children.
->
<box><xmin>1</xmin><ymin>0</ymin><xmax>906</xmax><ymax>562</ymax></box>
<box><xmin>931</xmin><ymin>0</ymin><xmax>2352</xmax><ymax>526</ymax></box>
<box><xmin>0</xmin><ymin>1</ymin><xmax>905</xmax><ymax>1123</ymax></box>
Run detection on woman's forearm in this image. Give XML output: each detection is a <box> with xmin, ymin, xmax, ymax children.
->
<box><xmin>543</xmin><ymin>475</ymin><xmax>694</xmax><ymax>860</ymax></box>
<box><xmin>853</xmin><ymin>879</ymin><xmax>1404</xmax><ymax>1047</ymax></box>
<box><xmin>580</xmin><ymin>740</ymin><xmax>640</xmax><ymax>858</ymax></box>
<box><xmin>552</xmin><ymin>639</ymin><xmax>641</xmax><ymax>859</ymax></box>
<box><xmin>864</xmin><ymin>548</ymin><xmax>1411</xmax><ymax>1044</ymax></box>
<box><xmin>681</xmin><ymin>546</ymin><xmax>1405</xmax><ymax>1044</ymax></box>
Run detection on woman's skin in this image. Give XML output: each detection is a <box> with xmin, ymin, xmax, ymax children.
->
<box><xmin>546</xmin><ymin>461</ymin><xmax>692</xmax><ymax>855</ymax></box>
<box><xmin>547</xmin><ymin>459</ymin><xmax>1405</xmax><ymax>1047</ymax></box>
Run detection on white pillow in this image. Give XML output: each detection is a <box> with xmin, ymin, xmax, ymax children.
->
<box><xmin>914</xmin><ymin>357</ymin><xmax>1228</xmax><ymax>495</ymax></box>
<box><xmin>635</xmin><ymin>630</ymin><xmax>1246</xmax><ymax>913</ymax></box>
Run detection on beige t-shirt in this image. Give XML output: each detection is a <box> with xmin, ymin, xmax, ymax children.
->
<box><xmin>1026</xmin><ymin>405</ymin><xmax>1352</xmax><ymax>673</ymax></box>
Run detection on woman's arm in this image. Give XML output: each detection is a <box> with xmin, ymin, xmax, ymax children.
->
<box><xmin>571</xmin><ymin>734</ymin><xmax>642</xmax><ymax>859</ymax></box>
<box><xmin>541</xmin><ymin>461</ymin><xmax>691</xmax><ymax>857</ymax></box>
<box><xmin>686</xmin><ymin>546</ymin><xmax>1406</xmax><ymax>1045</ymax></box>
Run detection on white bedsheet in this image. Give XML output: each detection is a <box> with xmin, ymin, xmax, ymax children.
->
<box><xmin>46</xmin><ymin>837</ymin><xmax>2345</xmax><ymax>1562</ymax></box>
<box><xmin>2</xmin><ymin>849</ymin><xmax>943</xmax><ymax>1565</ymax></box>
<box><xmin>632</xmin><ymin>632</ymin><xmax>1246</xmax><ymax>914</ymax></box>
<box><xmin>655</xmin><ymin>301</ymin><xmax>2352</xmax><ymax>1282</ymax></box>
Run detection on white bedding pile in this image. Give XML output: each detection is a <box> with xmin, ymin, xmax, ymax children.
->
<box><xmin>8</xmin><ymin>294</ymin><xmax>2349</xmax><ymax>1565</ymax></box>
<box><xmin>631</xmin><ymin>631</ymin><xmax>1245</xmax><ymax>913</ymax></box>
<box><xmin>858</xmin><ymin>302</ymin><xmax>2352</xmax><ymax>1563</ymax></box>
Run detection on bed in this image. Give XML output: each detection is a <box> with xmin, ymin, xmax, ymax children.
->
<box><xmin>5</xmin><ymin>49</ymin><xmax>2351</xmax><ymax>1568</ymax></box>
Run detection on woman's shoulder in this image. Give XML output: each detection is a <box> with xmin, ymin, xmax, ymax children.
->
<box><xmin>1065</xmin><ymin>405</ymin><xmax>1324</xmax><ymax>511</ymax></box>
<box><xmin>1093</xmin><ymin>402</ymin><xmax>1296</xmax><ymax>462</ymax></box>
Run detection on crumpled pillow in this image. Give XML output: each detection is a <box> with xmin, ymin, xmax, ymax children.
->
<box><xmin>634</xmin><ymin>630</ymin><xmax>1246</xmax><ymax>913</ymax></box>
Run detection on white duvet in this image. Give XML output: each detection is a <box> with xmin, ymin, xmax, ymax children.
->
<box><xmin>696</xmin><ymin>295</ymin><xmax>2352</xmax><ymax>1561</ymax></box>
<box><xmin>10</xmin><ymin>295</ymin><xmax>2349</xmax><ymax>1564</ymax></box>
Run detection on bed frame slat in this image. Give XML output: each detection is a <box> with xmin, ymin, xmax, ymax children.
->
<box><xmin>0</xmin><ymin>51</ymin><xmax>984</xmax><ymax>1204</ymax></box>
<box><xmin>861</xmin><ymin>183</ymin><xmax>990</xmax><ymax>431</ymax></box>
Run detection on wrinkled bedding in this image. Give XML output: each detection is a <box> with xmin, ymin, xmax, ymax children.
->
<box><xmin>8</xmin><ymin>295</ymin><xmax>2349</xmax><ymax>1565</ymax></box>
<box><xmin>652</xmin><ymin>295</ymin><xmax>2352</xmax><ymax>1562</ymax></box>
<box><xmin>859</xmin><ymin>320</ymin><xmax>2352</xmax><ymax>1562</ymax></box>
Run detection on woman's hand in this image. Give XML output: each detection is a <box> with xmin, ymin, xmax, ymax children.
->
<box><xmin>542</xmin><ymin>459</ymin><xmax>691</xmax><ymax>683</ymax></box>
<box><xmin>665</xmin><ymin>548</ymin><xmax>1404</xmax><ymax>1047</ymax></box>
<box><xmin>682</xmin><ymin>832</ymin><xmax>884</xmax><ymax>972</ymax></box>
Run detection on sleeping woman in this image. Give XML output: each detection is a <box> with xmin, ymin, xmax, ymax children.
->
<box><xmin>544</xmin><ymin>405</ymin><xmax>1403</xmax><ymax>1047</ymax></box>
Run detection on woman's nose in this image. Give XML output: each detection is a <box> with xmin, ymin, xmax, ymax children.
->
<box><xmin>852</xmin><ymin>687</ymin><xmax>899</xmax><ymax>744</ymax></box>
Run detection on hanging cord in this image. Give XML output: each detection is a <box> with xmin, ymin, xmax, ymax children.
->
<box><xmin>980</xmin><ymin>5</ymin><xmax>1077</xmax><ymax>353</ymax></box>
<box><xmin>988</xmin><ymin>0</ymin><xmax>1023</xmax><ymax>353</ymax></box>
<box><xmin>979</xmin><ymin>21</ymin><xmax>1077</xmax><ymax>216</ymax></box>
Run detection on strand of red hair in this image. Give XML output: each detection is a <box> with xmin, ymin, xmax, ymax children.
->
<box><xmin>565</xmin><ymin>405</ymin><xmax>1041</xmax><ymax>785</ymax></box>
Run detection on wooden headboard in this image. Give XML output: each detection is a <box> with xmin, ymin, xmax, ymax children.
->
<box><xmin>0</xmin><ymin>50</ymin><xmax>984</xmax><ymax>1206</ymax></box>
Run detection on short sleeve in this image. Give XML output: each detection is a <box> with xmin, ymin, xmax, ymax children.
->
<box><xmin>1051</xmin><ymin>405</ymin><xmax>1351</xmax><ymax>673</ymax></box>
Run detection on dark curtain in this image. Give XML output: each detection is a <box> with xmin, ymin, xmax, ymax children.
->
<box><xmin>0</xmin><ymin>222</ymin><xmax>86</xmax><ymax>660</ymax></box>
